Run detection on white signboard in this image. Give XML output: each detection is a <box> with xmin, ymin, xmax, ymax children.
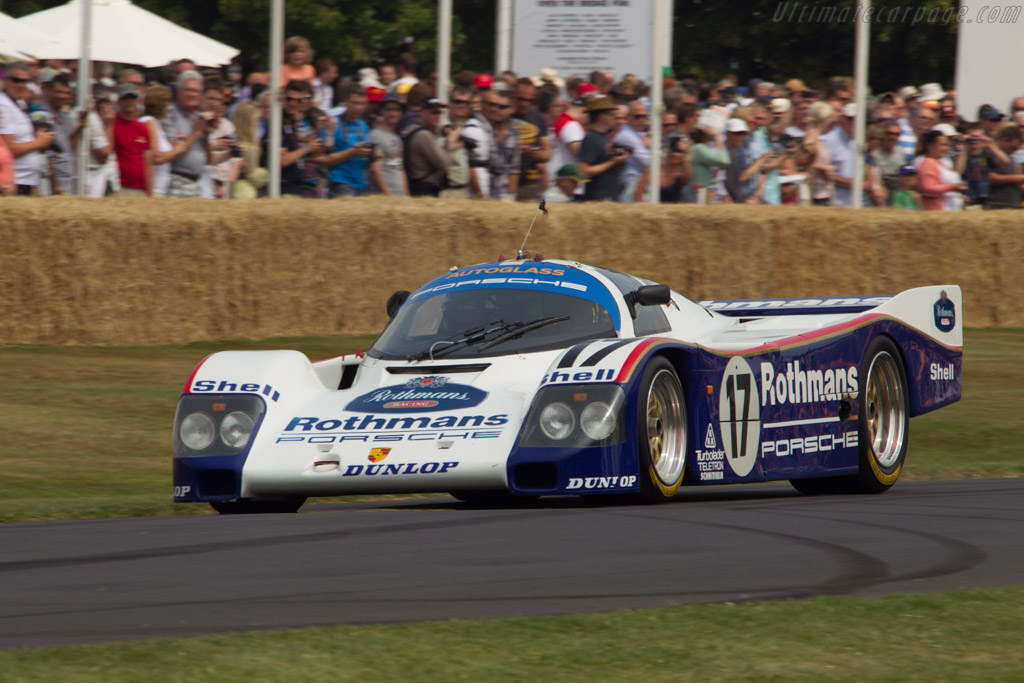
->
<box><xmin>512</xmin><ymin>0</ymin><xmax>656</xmax><ymax>83</ymax></box>
<box><xmin>955</xmin><ymin>8</ymin><xmax>1024</xmax><ymax>123</ymax></box>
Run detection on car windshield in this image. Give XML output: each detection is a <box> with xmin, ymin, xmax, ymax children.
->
<box><xmin>369</xmin><ymin>288</ymin><xmax>617</xmax><ymax>360</ymax></box>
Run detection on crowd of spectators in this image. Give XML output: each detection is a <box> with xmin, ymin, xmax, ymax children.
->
<box><xmin>3</xmin><ymin>39</ymin><xmax>1024</xmax><ymax>209</ymax></box>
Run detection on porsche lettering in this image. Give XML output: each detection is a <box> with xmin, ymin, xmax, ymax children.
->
<box><xmin>762</xmin><ymin>430</ymin><xmax>858</xmax><ymax>457</ymax></box>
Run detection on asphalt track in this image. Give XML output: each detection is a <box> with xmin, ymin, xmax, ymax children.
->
<box><xmin>2</xmin><ymin>479</ymin><xmax>1023</xmax><ymax>651</ymax></box>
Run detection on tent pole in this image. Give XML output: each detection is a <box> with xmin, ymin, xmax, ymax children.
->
<box><xmin>75</xmin><ymin>0</ymin><xmax>91</xmax><ymax>196</ymax></box>
<box><xmin>268</xmin><ymin>0</ymin><xmax>283</xmax><ymax>199</ymax></box>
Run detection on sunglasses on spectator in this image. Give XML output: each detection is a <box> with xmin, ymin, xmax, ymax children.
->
<box><xmin>486</xmin><ymin>101</ymin><xmax>511</xmax><ymax>109</ymax></box>
<box><xmin>451</xmin><ymin>99</ymin><xmax>469</xmax><ymax>104</ymax></box>
<box><xmin>517</xmin><ymin>97</ymin><xmax>534</xmax><ymax>103</ymax></box>
<box><xmin>632</xmin><ymin>113</ymin><xmax>649</xmax><ymax>118</ymax></box>
<box><xmin>285</xmin><ymin>96</ymin><xmax>311</xmax><ymax>103</ymax></box>
<box><xmin>886</xmin><ymin>131</ymin><xmax>900</xmax><ymax>136</ymax></box>
<box><xmin>7</xmin><ymin>76</ymin><xmax>29</xmax><ymax>84</ymax></box>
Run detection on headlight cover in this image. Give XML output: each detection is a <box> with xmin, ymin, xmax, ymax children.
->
<box><xmin>520</xmin><ymin>384</ymin><xmax>626</xmax><ymax>448</ymax></box>
<box><xmin>174</xmin><ymin>394</ymin><xmax>266</xmax><ymax>457</ymax></box>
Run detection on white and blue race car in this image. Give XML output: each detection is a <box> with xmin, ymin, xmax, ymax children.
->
<box><xmin>173</xmin><ymin>258</ymin><xmax>962</xmax><ymax>513</ymax></box>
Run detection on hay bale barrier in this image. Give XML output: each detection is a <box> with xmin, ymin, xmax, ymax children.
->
<box><xmin>0</xmin><ymin>197</ymin><xmax>1021</xmax><ymax>344</ymax></box>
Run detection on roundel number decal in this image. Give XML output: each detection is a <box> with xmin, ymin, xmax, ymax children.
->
<box><xmin>718</xmin><ymin>356</ymin><xmax>761</xmax><ymax>477</ymax></box>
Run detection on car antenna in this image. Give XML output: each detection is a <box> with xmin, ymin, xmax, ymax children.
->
<box><xmin>516</xmin><ymin>199</ymin><xmax>547</xmax><ymax>260</ymax></box>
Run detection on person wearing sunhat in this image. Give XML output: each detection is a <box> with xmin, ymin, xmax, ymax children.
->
<box><xmin>578</xmin><ymin>94</ymin><xmax>630</xmax><ymax>201</ymax></box>
<box><xmin>543</xmin><ymin>164</ymin><xmax>588</xmax><ymax>203</ymax></box>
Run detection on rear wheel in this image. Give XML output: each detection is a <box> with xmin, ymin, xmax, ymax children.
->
<box><xmin>637</xmin><ymin>357</ymin><xmax>687</xmax><ymax>503</ymax></box>
<box><xmin>790</xmin><ymin>337</ymin><xmax>908</xmax><ymax>495</ymax></box>
<box><xmin>210</xmin><ymin>497</ymin><xmax>306</xmax><ymax>514</ymax></box>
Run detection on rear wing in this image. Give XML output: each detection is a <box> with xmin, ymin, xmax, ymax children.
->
<box><xmin>698</xmin><ymin>295</ymin><xmax>893</xmax><ymax>317</ymax></box>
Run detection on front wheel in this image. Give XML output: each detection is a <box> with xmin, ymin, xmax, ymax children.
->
<box><xmin>637</xmin><ymin>357</ymin><xmax>688</xmax><ymax>503</ymax></box>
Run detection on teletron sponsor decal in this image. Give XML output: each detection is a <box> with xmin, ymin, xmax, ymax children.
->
<box><xmin>191</xmin><ymin>380</ymin><xmax>280</xmax><ymax>402</ymax></box>
<box><xmin>934</xmin><ymin>291</ymin><xmax>956</xmax><ymax>333</ymax></box>
<box><xmin>694</xmin><ymin>424</ymin><xmax>726</xmax><ymax>481</ymax></box>
<box><xmin>345</xmin><ymin>377</ymin><xmax>487</xmax><ymax>413</ymax></box>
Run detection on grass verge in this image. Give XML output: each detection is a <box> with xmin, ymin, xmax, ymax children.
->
<box><xmin>3</xmin><ymin>587</ymin><xmax>1024</xmax><ymax>681</ymax></box>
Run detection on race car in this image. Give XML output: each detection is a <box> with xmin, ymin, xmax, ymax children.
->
<box><xmin>173</xmin><ymin>257</ymin><xmax>962</xmax><ymax>513</ymax></box>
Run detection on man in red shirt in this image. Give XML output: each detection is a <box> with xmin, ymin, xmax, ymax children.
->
<box><xmin>110</xmin><ymin>82</ymin><xmax>153</xmax><ymax>197</ymax></box>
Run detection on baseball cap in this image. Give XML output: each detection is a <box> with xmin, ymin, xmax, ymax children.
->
<box><xmin>380</xmin><ymin>92</ymin><xmax>403</xmax><ymax>107</ymax></box>
<box><xmin>841</xmin><ymin>102</ymin><xmax>858</xmax><ymax>118</ymax></box>
<box><xmin>422</xmin><ymin>97</ymin><xmax>447</xmax><ymax>109</ymax></box>
<box><xmin>473</xmin><ymin>73</ymin><xmax>493</xmax><ymax>90</ymax></box>
<box><xmin>979</xmin><ymin>104</ymin><xmax>1005</xmax><ymax>121</ymax></box>
<box><xmin>556</xmin><ymin>164</ymin><xmax>589</xmax><ymax>182</ymax></box>
<box><xmin>116</xmin><ymin>82</ymin><xmax>139</xmax><ymax>99</ymax></box>
<box><xmin>725</xmin><ymin>118</ymin><xmax>749</xmax><ymax>133</ymax></box>
<box><xmin>931</xmin><ymin>123</ymin><xmax>958</xmax><ymax>137</ymax></box>
<box><xmin>784</xmin><ymin>78</ymin><xmax>808</xmax><ymax>93</ymax></box>
<box><xmin>577</xmin><ymin>82</ymin><xmax>599</xmax><ymax>97</ymax></box>
<box><xmin>769</xmin><ymin>97</ymin><xmax>791</xmax><ymax>114</ymax></box>
<box><xmin>898</xmin><ymin>85</ymin><xmax>920</xmax><ymax>100</ymax></box>
<box><xmin>898</xmin><ymin>165</ymin><xmax>917</xmax><ymax>175</ymax></box>
<box><xmin>366</xmin><ymin>86</ymin><xmax>386</xmax><ymax>102</ymax></box>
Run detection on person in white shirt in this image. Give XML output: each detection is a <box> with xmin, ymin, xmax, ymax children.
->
<box><xmin>0</xmin><ymin>62</ymin><xmax>54</xmax><ymax>194</ymax></box>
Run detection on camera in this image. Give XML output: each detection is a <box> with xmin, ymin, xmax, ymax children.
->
<box><xmin>460</xmin><ymin>135</ymin><xmax>478</xmax><ymax>151</ymax></box>
<box><xmin>612</xmin><ymin>143</ymin><xmax>632</xmax><ymax>156</ymax></box>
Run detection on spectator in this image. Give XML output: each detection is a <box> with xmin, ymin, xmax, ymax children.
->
<box><xmin>379</xmin><ymin>64</ymin><xmax>397</xmax><ymax>91</ymax></box>
<box><xmin>542</xmin><ymin>164</ymin><xmax>587</xmax><ymax>203</ymax></box>
<box><xmin>75</xmin><ymin>86</ymin><xmax>116</xmax><ymax>197</ymax></box>
<box><xmin>230</xmin><ymin>101</ymin><xmax>268</xmax><ymax>199</ymax></box>
<box><xmin>369</xmin><ymin>93</ymin><xmax>408</xmax><ymax>197</ymax></box>
<box><xmin>264</xmin><ymin>79</ymin><xmax>323</xmax><ymax>198</ymax></box>
<box><xmin>690</xmin><ymin>126</ymin><xmax>730</xmax><ymax>202</ymax></box>
<box><xmin>986</xmin><ymin>123</ymin><xmax>1024</xmax><ymax>210</ymax></box>
<box><xmin>748</xmin><ymin>103</ymin><xmax>782</xmax><ymax>204</ymax></box>
<box><xmin>392</xmin><ymin>53</ymin><xmax>419</xmax><ymax>93</ymax></box>
<box><xmin>312</xmin><ymin>59</ymin><xmax>338</xmax><ymax>111</ymax></box>
<box><xmin>239</xmin><ymin>65</ymin><xmax>270</xmax><ymax>103</ymax></box>
<box><xmin>804</xmin><ymin>101</ymin><xmax>836</xmax><ymax>206</ymax></box>
<box><xmin>820</xmin><ymin>103</ymin><xmax>856</xmax><ymax>206</ymax></box>
<box><xmin>614</xmin><ymin>100</ymin><xmax>650</xmax><ymax>202</ymax></box>
<box><xmin>512</xmin><ymin>78</ymin><xmax>551</xmax><ymax>202</ymax></box>
<box><xmin>109</xmin><ymin>82</ymin><xmax>153</xmax><ymax>197</ymax></box>
<box><xmin>889</xmin><ymin>165</ymin><xmax>922</xmax><ymax>210</ymax></box>
<box><xmin>462</xmin><ymin>87</ymin><xmax>520</xmax><ymax>200</ymax></box>
<box><xmin>139</xmin><ymin>84</ymin><xmax>178</xmax><ymax>197</ymax></box>
<box><xmin>118</xmin><ymin>68</ymin><xmax>145</xmax><ymax>99</ymax></box>
<box><xmin>871</xmin><ymin>121</ymin><xmax>905</xmax><ymax>196</ymax></box>
<box><xmin>162</xmin><ymin>70</ymin><xmax>209</xmax><ymax>197</ymax></box>
<box><xmin>917</xmin><ymin>130</ymin><xmax>966</xmax><ymax>210</ymax></box>
<box><xmin>723</xmin><ymin>118</ymin><xmax>768</xmax><ymax>203</ymax></box>
<box><xmin>281</xmin><ymin>36</ymin><xmax>316</xmax><ymax>86</ymax></box>
<box><xmin>0</xmin><ymin>62</ymin><xmax>53</xmax><ymax>195</ymax></box>
<box><xmin>550</xmin><ymin>96</ymin><xmax>587</xmax><ymax>196</ymax></box>
<box><xmin>401</xmin><ymin>97</ymin><xmax>455</xmax><ymax>197</ymax></box>
<box><xmin>444</xmin><ymin>86</ymin><xmax>473</xmax><ymax>198</ymax></box>
<box><xmin>318</xmin><ymin>84</ymin><xmax>373</xmax><ymax>197</ymax></box>
<box><xmin>0</xmin><ymin>118</ymin><xmax>12</xmax><ymax>194</ymax></box>
<box><xmin>658</xmin><ymin>111</ymin><xmax>692</xmax><ymax>203</ymax></box>
<box><xmin>956</xmin><ymin>122</ymin><xmax>1009</xmax><ymax>206</ymax></box>
<box><xmin>38</xmin><ymin>73</ymin><xmax>77</xmax><ymax>195</ymax></box>
<box><xmin>977</xmin><ymin>104</ymin><xmax>1005</xmax><ymax>137</ymax></box>
<box><xmin>202</xmin><ymin>79</ymin><xmax>240</xmax><ymax>199</ymax></box>
<box><xmin>578</xmin><ymin>95</ymin><xmax>629</xmax><ymax>202</ymax></box>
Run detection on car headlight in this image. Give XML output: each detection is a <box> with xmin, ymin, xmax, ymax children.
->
<box><xmin>540</xmin><ymin>402</ymin><xmax>575</xmax><ymax>440</ymax></box>
<box><xmin>520</xmin><ymin>385</ymin><xmax>626</xmax><ymax>448</ymax></box>
<box><xmin>180</xmin><ymin>412</ymin><xmax>216</xmax><ymax>451</ymax></box>
<box><xmin>580</xmin><ymin>401</ymin><xmax>617</xmax><ymax>441</ymax></box>
<box><xmin>174</xmin><ymin>394</ymin><xmax>266</xmax><ymax>457</ymax></box>
<box><xmin>220</xmin><ymin>411</ymin><xmax>255</xmax><ymax>449</ymax></box>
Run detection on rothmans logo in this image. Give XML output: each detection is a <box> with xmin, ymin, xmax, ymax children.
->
<box><xmin>345</xmin><ymin>377</ymin><xmax>488</xmax><ymax>413</ymax></box>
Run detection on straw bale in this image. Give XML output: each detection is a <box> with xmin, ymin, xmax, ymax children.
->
<box><xmin>0</xmin><ymin>198</ymin><xmax>1021</xmax><ymax>344</ymax></box>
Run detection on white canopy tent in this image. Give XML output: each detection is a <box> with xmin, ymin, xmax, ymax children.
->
<box><xmin>18</xmin><ymin>0</ymin><xmax>238</xmax><ymax>68</ymax></box>
<box><xmin>0</xmin><ymin>11</ymin><xmax>61</xmax><ymax>61</ymax></box>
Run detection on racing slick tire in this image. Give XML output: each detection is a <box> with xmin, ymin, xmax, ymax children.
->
<box><xmin>210</xmin><ymin>497</ymin><xmax>306</xmax><ymax>514</ymax></box>
<box><xmin>637</xmin><ymin>357</ymin><xmax>688</xmax><ymax>503</ymax></box>
<box><xmin>790</xmin><ymin>337</ymin><xmax>909</xmax><ymax>496</ymax></box>
<box><xmin>850</xmin><ymin>336</ymin><xmax>910</xmax><ymax>493</ymax></box>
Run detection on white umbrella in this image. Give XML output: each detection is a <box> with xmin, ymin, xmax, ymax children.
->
<box><xmin>17</xmin><ymin>0</ymin><xmax>239</xmax><ymax>68</ymax></box>
<box><xmin>0</xmin><ymin>11</ymin><xmax>61</xmax><ymax>61</ymax></box>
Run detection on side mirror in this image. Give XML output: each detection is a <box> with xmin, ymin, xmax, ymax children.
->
<box><xmin>386</xmin><ymin>290</ymin><xmax>410</xmax><ymax>318</ymax></box>
<box><xmin>626</xmin><ymin>284</ymin><xmax>671</xmax><ymax>318</ymax></box>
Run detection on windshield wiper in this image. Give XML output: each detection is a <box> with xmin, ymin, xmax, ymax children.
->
<box><xmin>478</xmin><ymin>315</ymin><xmax>571</xmax><ymax>351</ymax></box>
<box><xmin>407</xmin><ymin>320</ymin><xmax>515</xmax><ymax>362</ymax></box>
